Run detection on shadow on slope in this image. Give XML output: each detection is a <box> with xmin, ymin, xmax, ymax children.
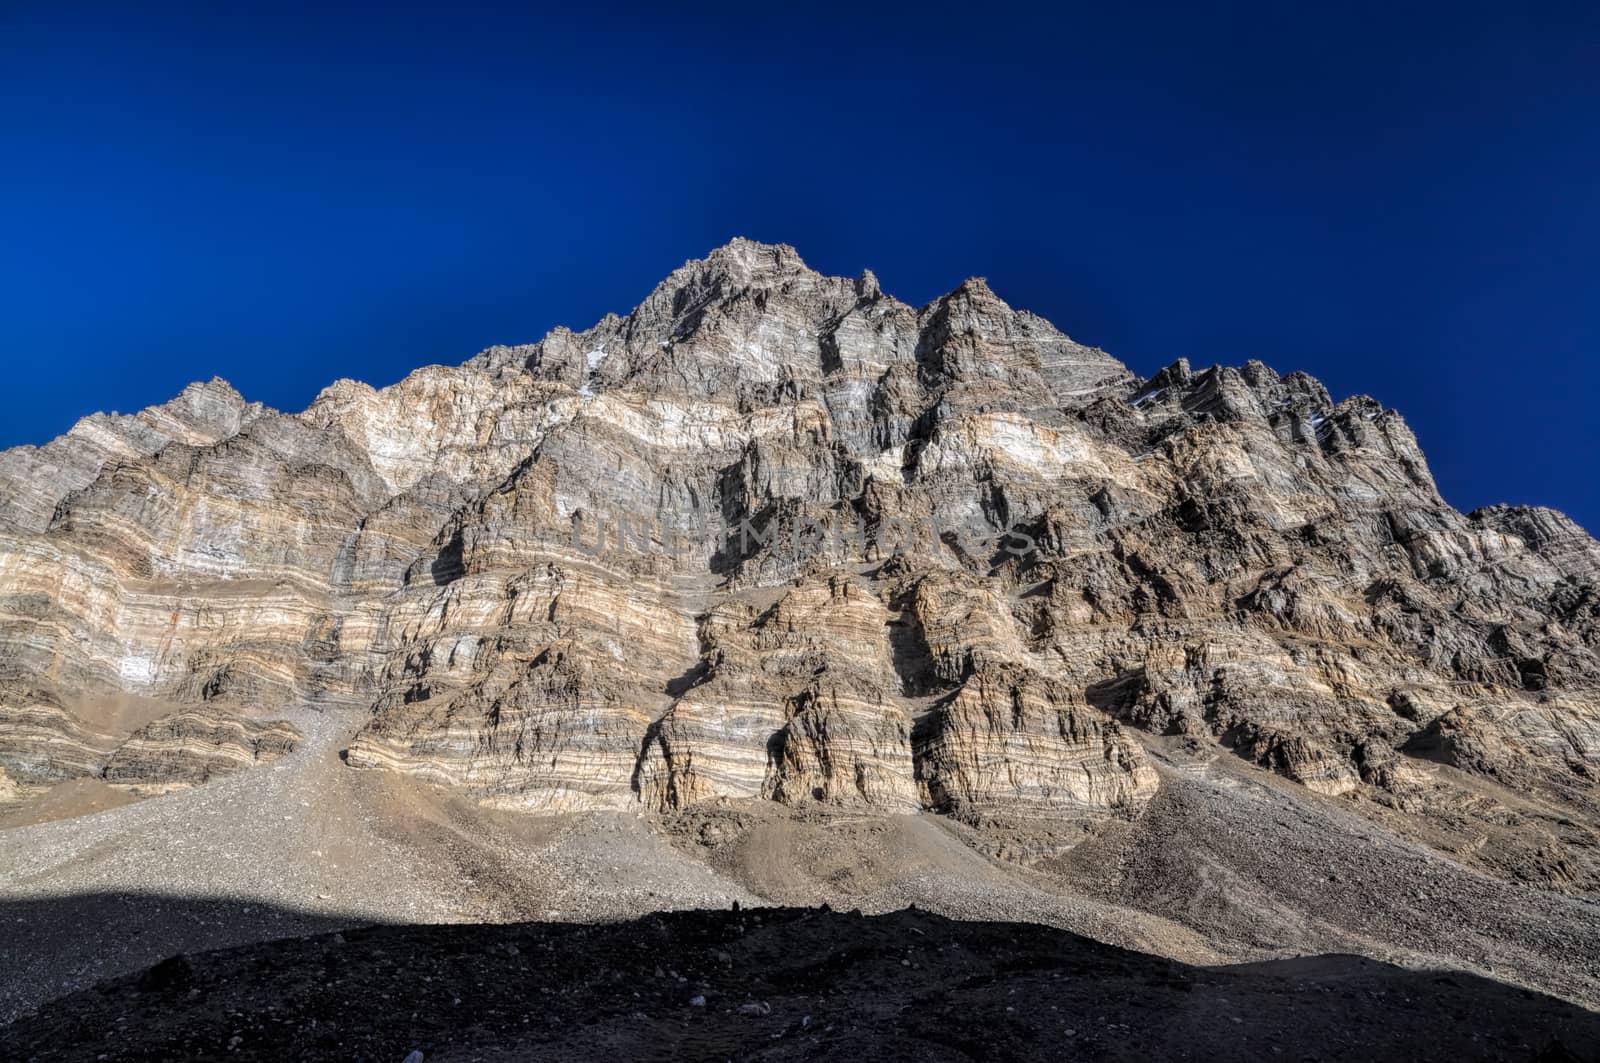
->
<box><xmin>0</xmin><ymin>891</ymin><xmax>373</xmax><ymax>1026</ymax></box>
<box><xmin>1</xmin><ymin>896</ymin><xmax>1596</xmax><ymax>1062</ymax></box>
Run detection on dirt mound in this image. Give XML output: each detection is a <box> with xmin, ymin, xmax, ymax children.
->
<box><xmin>3</xmin><ymin>906</ymin><xmax>1595</xmax><ymax>1062</ymax></box>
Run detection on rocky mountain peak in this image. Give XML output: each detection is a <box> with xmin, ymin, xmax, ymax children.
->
<box><xmin>936</xmin><ymin>275</ymin><xmax>1003</xmax><ymax>306</ymax></box>
<box><xmin>854</xmin><ymin>268</ymin><xmax>882</xmax><ymax>300</ymax></box>
<box><xmin>697</xmin><ymin>236</ymin><xmax>811</xmax><ymax>282</ymax></box>
<box><xmin>1</xmin><ymin>244</ymin><xmax>1599</xmax><ymax>1010</ymax></box>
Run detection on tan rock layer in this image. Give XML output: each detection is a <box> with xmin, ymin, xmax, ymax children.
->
<box><xmin>102</xmin><ymin>709</ymin><xmax>300</xmax><ymax>787</ymax></box>
<box><xmin>0</xmin><ymin>699</ymin><xmax>299</xmax><ymax>792</ymax></box>
<box><xmin>0</xmin><ymin>239</ymin><xmax>1595</xmax><ymax>896</ymax></box>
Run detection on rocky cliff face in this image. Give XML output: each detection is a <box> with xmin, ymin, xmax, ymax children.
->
<box><xmin>1</xmin><ymin>238</ymin><xmax>1597</xmax><ymax>889</ymax></box>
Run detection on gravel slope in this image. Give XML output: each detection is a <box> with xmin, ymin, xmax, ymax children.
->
<box><xmin>3</xmin><ymin>907</ymin><xmax>1596</xmax><ymax>1062</ymax></box>
<box><xmin>4</xmin><ymin>715</ymin><xmax>1598</xmax><ymax>1026</ymax></box>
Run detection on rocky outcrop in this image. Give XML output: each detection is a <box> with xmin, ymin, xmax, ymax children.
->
<box><xmin>915</xmin><ymin>664</ymin><xmax>1157</xmax><ymax>819</ymax></box>
<box><xmin>0</xmin><ymin>693</ymin><xmax>298</xmax><ymax>794</ymax></box>
<box><xmin>1</xmin><ymin>238</ymin><xmax>1598</xmax><ymax>892</ymax></box>
<box><xmin>101</xmin><ymin>709</ymin><xmax>299</xmax><ymax>789</ymax></box>
<box><xmin>0</xmin><ymin>698</ymin><xmax>119</xmax><ymax>785</ymax></box>
<box><xmin>0</xmin><ymin>378</ymin><xmax>263</xmax><ymax>535</ymax></box>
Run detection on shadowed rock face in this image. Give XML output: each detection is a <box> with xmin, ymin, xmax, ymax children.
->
<box><xmin>0</xmin><ymin>238</ymin><xmax>1598</xmax><ymax>891</ymax></box>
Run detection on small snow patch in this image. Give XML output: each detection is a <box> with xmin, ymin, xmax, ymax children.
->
<box><xmin>579</xmin><ymin>346</ymin><xmax>609</xmax><ymax>398</ymax></box>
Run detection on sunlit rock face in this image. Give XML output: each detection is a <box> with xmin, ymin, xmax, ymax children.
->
<box><xmin>100</xmin><ymin>709</ymin><xmax>300</xmax><ymax>789</ymax></box>
<box><xmin>2</xmin><ymin>237</ymin><xmax>1600</xmax><ymax>886</ymax></box>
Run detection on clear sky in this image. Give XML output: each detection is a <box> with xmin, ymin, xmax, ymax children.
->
<box><xmin>3</xmin><ymin>2</ymin><xmax>1598</xmax><ymax>530</ymax></box>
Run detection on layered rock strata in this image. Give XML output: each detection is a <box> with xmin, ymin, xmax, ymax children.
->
<box><xmin>0</xmin><ymin>239</ymin><xmax>1596</xmax><ymax>893</ymax></box>
<box><xmin>0</xmin><ymin>694</ymin><xmax>298</xmax><ymax>797</ymax></box>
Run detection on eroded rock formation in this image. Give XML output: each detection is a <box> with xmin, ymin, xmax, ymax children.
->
<box><xmin>2</xmin><ymin>238</ymin><xmax>1598</xmax><ymax>890</ymax></box>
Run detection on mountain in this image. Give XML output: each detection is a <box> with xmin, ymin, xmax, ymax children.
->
<box><xmin>1</xmin><ymin>239</ymin><xmax>1598</xmax><ymax>1024</ymax></box>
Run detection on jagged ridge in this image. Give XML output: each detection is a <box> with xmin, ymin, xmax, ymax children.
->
<box><xmin>0</xmin><ymin>238</ymin><xmax>1596</xmax><ymax>896</ymax></box>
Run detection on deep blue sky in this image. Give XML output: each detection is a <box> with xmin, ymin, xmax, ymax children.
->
<box><xmin>3</xmin><ymin>2</ymin><xmax>1598</xmax><ymax>530</ymax></box>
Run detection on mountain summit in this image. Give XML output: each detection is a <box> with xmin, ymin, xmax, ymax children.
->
<box><xmin>2</xmin><ymin>240</ymin><xmax>1598</xmax><ymax>1019</ymax></box>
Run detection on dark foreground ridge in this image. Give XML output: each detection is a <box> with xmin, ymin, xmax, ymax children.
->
<box><xmin>2</xmin><ymin>906</ymin><xmax>1595</xmax><ymax>1062</ymax></box>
